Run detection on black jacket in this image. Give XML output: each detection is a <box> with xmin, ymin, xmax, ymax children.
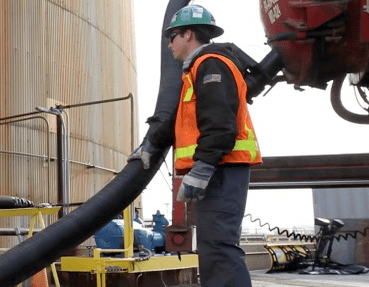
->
<box><xmin>149</xmin><ymin>43</ymin><xmax>246</xmax><ymax>166</ymax></box>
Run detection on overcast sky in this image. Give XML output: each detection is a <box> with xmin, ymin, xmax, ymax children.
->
<box><xmin>133</xmin><ymin>1</ymin><xmax>368</xmax><ymax>228</ymax></box>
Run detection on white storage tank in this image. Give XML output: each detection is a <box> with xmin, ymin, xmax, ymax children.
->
<box><xmin>0</xmin><ymin>0</ymin><xmax>139</xmax><ymax>248</ymax></box>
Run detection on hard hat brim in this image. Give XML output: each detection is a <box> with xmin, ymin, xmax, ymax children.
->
<box><xmin>164</xmin><ymin>24</ymin><xmax>224</xmax><ymax>39</ymax></box>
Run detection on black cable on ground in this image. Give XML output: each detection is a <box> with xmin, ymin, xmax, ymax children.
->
<box><xmin>244</xmin><ymin>213</ymin><xmax>316</xmax><ymax>242</ymax></box>
<box><xmin>244</xmin><ymin>213</ymin><xmax>369</xmax><ymax>244</ymax></box>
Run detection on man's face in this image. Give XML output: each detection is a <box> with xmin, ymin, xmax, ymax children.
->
<box><xmin>168</xmin><ymin>29</ymin><xmax>189</xmax><ymax>62</ymax></box>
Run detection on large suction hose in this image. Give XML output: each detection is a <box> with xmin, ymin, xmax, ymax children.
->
<box><xmin>145</xmin><ymin>2</ymin><xmax>188</xmax><ymax>134</ymax></box>
<box><xmin>0</xmin><ymin>1</ymin><xmax>190</xmax><ymax>286</ymax></box>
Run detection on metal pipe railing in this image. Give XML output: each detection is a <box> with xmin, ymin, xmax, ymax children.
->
<box><xmin>0</xmin><ymin>151</ymin><xmax>120</xmax><ymax>174</ymax></box>
<box><xmin>1</xmin><ymin>94</ymin><xmax>134</xmax><ymax>218</ymax></box>
<box><xmin>0</xmin><ymin>116</ymin><xmax>51</xmax><ymax>203</ymax></box>
<box><xmin>36</xmin><ymin>93</ymin><xmax>134</xmax><ymax>217</ymax></box>
<box><xmin>57</xmin><ymin>93</ymin><xmax>135</xmax><ymax>151</ymax></box>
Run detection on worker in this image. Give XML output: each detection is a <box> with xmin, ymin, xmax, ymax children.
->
<box><xmin>128</xmin><ymin>4</ymin><xmax>262</xmax><ymax>287</ymax></box>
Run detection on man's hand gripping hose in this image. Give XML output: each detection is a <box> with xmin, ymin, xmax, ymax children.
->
<box><xmin>127</xmin><ymin>139</ymin><xmax>161</xmax><ymax>169</ymax></box>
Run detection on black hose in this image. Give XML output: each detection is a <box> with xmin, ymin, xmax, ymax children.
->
<box><xmin>0</xmin><ymin>196</ymin><xmax>33</xmax><ymax>209</ymax></box>
<box><xmin>244</xmin><ymin>214</ymin><xmax>316</xmax><ymax>243</ymax></box>
<box><xmin>0</xmin><ymin>158</ymin><xmax>165</xmax><ymax>286</ymax></box>
<box><xmin>245</xmin><ymin>213</ymin><xmax>369</xmax><ymax>246</ymax></box>
<box><xmin>146</xmin><ymin>1</ymin><xmax>188</xmax><ymax>134</ymax></box>
<box><xmin>331</xmin><ymin>74</ymin><xmax>369</xmax><ymax>124</ymax></box>
<box><xmin>0</xmin><ymin>1</ymin><xmax>190</xmax><ymax>285</ymax></box>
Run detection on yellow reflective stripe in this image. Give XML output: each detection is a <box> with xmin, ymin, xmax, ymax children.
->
<box><xmin>175</xmin><ymin>140</ymin><xmax>259</xmax><ymax>162</ymax></box>
<box><xmin>243</xmin><ymin>123</ymin><xmax>258</xmax><ymax>161</ymax></box>
<box><xmin>183</xmin><ymin>74</ymin><xmax>194</xmax><ymax>102</ymax></box>
<box><xmin>233</xmin><ymin>140</ymin><xmax>258</xmax><ymax>161</ymax></box>
<box><xmin>175</xmin><ymin>144</ymin><xmax>197</xmax><ymax>161</ymax></box>
<box><xmin>244</xmin><ymin>123</ymin><xmax>255</xmax><ymax>140</ymax></box>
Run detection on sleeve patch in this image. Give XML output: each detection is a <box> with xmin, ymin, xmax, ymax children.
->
<box><xmin>203</xmin><ymin>74</ymin><xmax>222</xmax><ymax>84</ymax></box>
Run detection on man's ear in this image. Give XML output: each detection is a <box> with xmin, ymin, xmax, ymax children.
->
<box><xmin>185</xmin><ymin>29</ymin><xmax>192</xmax><ymax>41</ymax></box>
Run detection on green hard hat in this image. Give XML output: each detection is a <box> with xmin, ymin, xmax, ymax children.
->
<box><xmin>164</xmin><ymin>5</ymin><xmax>224</xmax><ymax>39</ymax></box>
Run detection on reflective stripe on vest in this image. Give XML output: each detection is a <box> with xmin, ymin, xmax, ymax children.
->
<box><xmin>184</xmin><ymin>74</ymin><xmax>194</xmax><ymax>102</ymax></box>
<box><xmin>175</xmin><ymin>137</ymin><xmax>258</xmax><ymax>163</ymax></box>
<box><xmin>174</xmin><ymin>53</ymin><xmax>262</xmax><ymax>173</ymax></box>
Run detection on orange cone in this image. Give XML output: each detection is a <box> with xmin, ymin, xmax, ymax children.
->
<box><xmin>32</xmin><ymin>268</ymin><xmax>49</xmax><ymax>287</ymax></box>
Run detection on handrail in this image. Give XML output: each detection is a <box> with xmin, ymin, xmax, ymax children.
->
<box><xmin>0</xmin><ymin>151</ymin><xmax>120</xmax><ymax>174</ymax></box>
<box><xmin>57</xmin><ymin>93</ymin><xmax>135</xmax><ymax>151</ymax></box>
<box><xmin>0</xmin><ymin>116</ymin><xmax>51</xmax><ymax>203</ymax></box>
<box><xmin>0</xmin><ymin>111</ymin><xmax>40</xmax><ymax>122</ymax></box>
<box><xmin>35</xmin><ymin>93</ymin><xmax>134</xmax><ymax>217</ymax></box>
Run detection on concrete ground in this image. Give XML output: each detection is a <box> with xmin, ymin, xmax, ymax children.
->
<box><xmin>250</xmin><ymin>269</ymin><xmax>369</xmax><ymax>287</ymax></box>
<box><xmin>171</xmin><ymin>269</ymin><xmax>369</xmax><ymax>287</ymax></box>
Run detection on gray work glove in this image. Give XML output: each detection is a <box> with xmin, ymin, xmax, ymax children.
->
<box><xmin>127</xmin><ymin>139</ymin><xmax>160</xmax><ymax>169</ymax></box>
<box><xmin>177</xmin><ymin>160</ymin><xmax>216</xmax><ymax>202</ymax></box>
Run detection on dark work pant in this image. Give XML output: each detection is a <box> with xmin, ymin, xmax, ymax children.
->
<box><xmin>195</xmin><ymin>164</ymin><xmax>251</xmax><ymax>287</ymax></box>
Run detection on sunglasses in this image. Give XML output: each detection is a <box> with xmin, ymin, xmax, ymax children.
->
<box><xmin>169</xmin><ymin>31</ymin><xmax>181</xmax><ymax>43</ymax></box>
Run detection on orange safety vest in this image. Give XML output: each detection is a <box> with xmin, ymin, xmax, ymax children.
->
<box><xmin>174</xmin><ymin>53</ymin><xmax>262</xmax><ymax>173</ymax></box>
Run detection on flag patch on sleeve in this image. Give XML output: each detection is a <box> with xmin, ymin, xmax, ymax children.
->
<box><xmin>203</xmin><ymin>74</ymin><xmax>221</xmax><ymax>84</ymax></box>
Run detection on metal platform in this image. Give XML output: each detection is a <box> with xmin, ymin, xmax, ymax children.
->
<box><xmin>250</xmin><ymin>269</ymin><xmax>369</xmax><ymax>287</ymax></box>
<box><xmin>59</xmin><ymin>251</ymin><xmax>198</xmax><ymax>287</ymax></box>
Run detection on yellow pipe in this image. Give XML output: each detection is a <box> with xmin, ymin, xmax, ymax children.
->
<box><xmin>36</xmin><ymin>210</ymin><xmax>61</xmax><ymax>287</ymax></box>
<box><xmin>123</xmin><ymin>206</ymin><xmax>134</xmax><ymax>258</ymax></box>
<box><xmin>0</xmin><ymin>208</ymin><xmax>62</xmax><ymax>287</ymax></box>
<box><xmin>27</xmin><ymin>216</ymin><xmax>37</xmax><ymax>238</ymax></box>
<box><xmin>62</xmin><ymin>252</ymin><xmax>198</xmax><ymax>273</ymax></box>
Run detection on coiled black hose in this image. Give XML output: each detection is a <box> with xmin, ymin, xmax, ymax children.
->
<box><xmin>0</xmin><ymin>1</ymin><xmax>190</xmax><ymax>286</ymax></box>
<box><xmin>244</xmin><ymin>214</ymin><xmax>316</xmax><ymax>242</ymax></box>
<box><xmin>245</xmin><ymin>213</ymin><xmax>369</xmax><ymax>244</ymax></box>
<box><xmin>333</xmin><ymin>227</ymin><xmax>369</xmax><ymax>242</ymax></box>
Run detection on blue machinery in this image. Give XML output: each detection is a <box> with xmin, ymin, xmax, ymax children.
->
<box><xmin>59</xmin><ymin>207</ymin><xmax>198</xmax><ymax>287</ymax></box>
<box><xmin>94</xmin><ymin>211</ymin><xmax>168</xmax><ymax>254</ymax></box>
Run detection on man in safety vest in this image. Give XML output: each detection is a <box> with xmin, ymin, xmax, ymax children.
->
<box><xmin>129</xmin><ymin>5</ymin><xmax>262</xmax><ymax>287</ymax></box>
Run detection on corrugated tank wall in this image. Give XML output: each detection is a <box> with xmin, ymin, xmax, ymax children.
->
<box><xmin>0</xmin><ymin>0</ymin><xmax>138</xmax><ymax>248</ymax></box>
